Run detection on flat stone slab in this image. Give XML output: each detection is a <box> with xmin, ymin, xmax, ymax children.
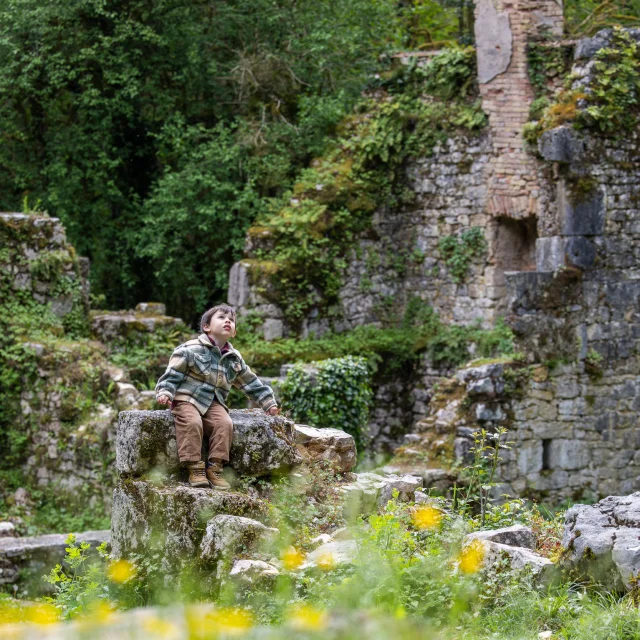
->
<box><xmin>0</xmin><ymin>530</ymin><xmax>110</xmax><ymax>597</ymax></box>
<box><xmin>116</xmin><ymin>409</ymin><xmax>302</xmax><ymax>478</ymax></box>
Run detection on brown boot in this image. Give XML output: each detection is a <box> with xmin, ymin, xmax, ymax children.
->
<box><xmin>206</xmin><ymin>462</ymin><xmax>230</xmax><ymax>490</ymax></box>
<box><xmin>187</xmin><ymin>461</ymin><xmax>209</xmax><ymax>488</ymax></box>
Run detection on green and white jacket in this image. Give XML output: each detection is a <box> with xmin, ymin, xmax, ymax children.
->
<box><xmin>155</xmin><ymin>334</ymin><xmax>276</xmax><ymax>415</ymax></box>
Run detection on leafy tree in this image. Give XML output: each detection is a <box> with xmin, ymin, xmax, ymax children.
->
<box><xmin>0</xmin><ymin>0</ymin><xmax>399</xmax><ymax>321</ymax></box>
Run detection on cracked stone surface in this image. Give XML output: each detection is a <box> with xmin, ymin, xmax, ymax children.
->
<box><xmin>562</xmin><ymin>492</ymin><xmax>640</xmax><ymax>590</ymax></box>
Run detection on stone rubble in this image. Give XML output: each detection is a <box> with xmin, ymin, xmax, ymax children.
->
<box><xmin>561</xmin><ymin>492</ymin><xmax>640</xmax><ymax>591</ymax></box>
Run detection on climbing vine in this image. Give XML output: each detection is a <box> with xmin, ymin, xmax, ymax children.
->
<box><xmin>437</xmin><ymin>227</ymin><xmax>487</xmax><ymax>283</ymax></box>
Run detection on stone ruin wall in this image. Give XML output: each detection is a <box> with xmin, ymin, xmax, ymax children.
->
<box><xmin>229</xmin><ymin>0</ymin><xmax>568</xmax><ymax>452</ymax></box>
<box><xmin>229</xmin><ymin>1</ymin><xmax>640</xmax><ymax>500</ymax></box>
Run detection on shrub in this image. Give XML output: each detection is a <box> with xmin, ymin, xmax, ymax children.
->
<box><xmin>280</xmin><ymin>356</ymin><xmax>373</xmax><ymax>449</ymax></box>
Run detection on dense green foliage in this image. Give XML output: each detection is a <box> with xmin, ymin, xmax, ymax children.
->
<box><xmin>249</xmin><ymin>48</ymin><xmax>486</xmax><ymax>328</ymax></box>
<box><xmin>236</xmin><ymin>302</ymin><xmax>515</xmax><ymax>377</ymax></box>
<box><xmin>280</xmin><ymin>356</ymin><xmax>373</xmax><ymax>448</ymax></box>
<box><xmin>526</xmin><ymin>28</ymin><xmax>640</xmax><ymax>142</ymax></box>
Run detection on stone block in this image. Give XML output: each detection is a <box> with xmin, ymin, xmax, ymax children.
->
<box><xmin>293</xmin><ymin>425</ymin><xmax>357</xmax><ymax>473</ymax></box>
<box><xmin>0</xmin><ymin>530</ymin><xmax>110</xmax><ymax>597</ymax></box>
<box><xmin>536</xmin><ymin>236</ymin><xmax>596</xmax><ymax>271</ymax></box>
<box><xmin>538</xmin><ymin>126</ymin><xmax>585</xmax><ymax>164</ymax></box>
<box><xmin>378</xmin><ymin>475</ymin><xmax>423</xmax><ymax>505</ymax></box>
<box><xmin>110</xmin><ymin>481</ymin><xmax>267</xmax><ymax>568</ymax></box>
<box><xmin>263</xmin><ymin>318</ymin><xmax>284</xmax><ymax>341</ymax></box>
<box><xmin>547</xmin><ymin>439</ymin><xmax>590</xmax><ymax>471</ymax></box>
<box><xmin>135</xmin><ymin>302</ymin><xmax>166</xmax><ymax>315</ymax></box>
<box><xmin>227</xmin><ymin>262</ymin><xmax>250</xmax><ymax>308</ymax></box>
<box><xmin>559</xmin><ymin>182</ymin><xmax>605</xmax><ymax>236</ymax></box>
<box><xmin>562</xmin><ymin>492</ymin><xmax>640</xmax><ymax>590</ymax></box>
<box><xmin>466</xmin><ymin>525</ymin><xmax>535</xmax><ymax>550</ymax></box>
<box><xmin>200</xmin><ymin>515</ymin><xmax>279</xmax><ymax>574</ymax></box>
<box><xmin>116</xmin><ymin>409</ymin><xmax>302</xmax><ymax>478</ymax></box>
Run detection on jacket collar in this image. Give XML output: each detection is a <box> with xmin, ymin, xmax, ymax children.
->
<box><xmin>198</xmin><ymin>334</ymin><xmax>240</xmax><ymax>358</ymax></box>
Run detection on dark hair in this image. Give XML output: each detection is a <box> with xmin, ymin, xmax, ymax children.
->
<box><xmin>200</xmin><ymin>304</ymin><xmax>237</xmax><ymax>332</ymax></box>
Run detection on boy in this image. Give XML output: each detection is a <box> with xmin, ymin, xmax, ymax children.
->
<box><xmin>156</xmin><ymin>304</ymin><xmax>278</xmax><ymax>490</ymax></box>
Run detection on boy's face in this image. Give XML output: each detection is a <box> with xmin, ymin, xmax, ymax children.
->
<box><xmin>204</xmin><ymin>310</ymin><xmax>236</xmax><ymax>339</ymax></box>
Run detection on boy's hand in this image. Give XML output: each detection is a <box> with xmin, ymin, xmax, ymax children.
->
<box><xmin>157</xmin><ymin>395</ymin><xmax>171</xmax><ymax>406</ymax></box>
<box><xmin>267</xmin><ymin>406</ymin><xmax>280</xmax><ymax>416</ymax></box>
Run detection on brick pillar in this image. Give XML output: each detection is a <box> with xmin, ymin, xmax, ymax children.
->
<box><xmin>475</xmin><ymin>0</ymin><xmax>564</xmax><ymax>219</ymax></box>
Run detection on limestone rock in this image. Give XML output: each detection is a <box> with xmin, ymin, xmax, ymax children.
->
<box><xmin>110</xmin><ymin>481</ymin><xmax>267</xmax><ymax>569</ymax></box>
<box><xmin>229</xmin><ymin>410</ymin><xmax>302</xmax><ymax>476</ymax></box>
<box><xmin>378</xmin><ymin>475</ymin><xmax>423</xmax><ymax>505</ymax></box>
<box><xmin>228</xmin><ymin>559</ymin><xmax>279</xmax><ymax>586</ymax></box>
<box><xmin>466</xmin><ymin>525</ymin><xmax>535</xmax><ymax>550</ymax></box>
<box><xmin>200</xmin><ymin>515</ymin><xmax>279</xmax><ymax>568</ymax></box>
<box><xmin>0</xmin><ymin>530</ymin><xmax>110</xmax><ymax>597</ymax></box>
<box><xmin>340</xmin><ymin>472</ymin><xmax>387</xmax><ymax>517</ymax></box>
<box><xmin>116</xmin><ymin>410</ymin><xmax>178</xmax><ymax>476</ymax></box>
<box><xmin>475</xmin><ymin>540</ymin><xmax>554</xmax><ymax>583</ymax></box>
<box><xmin>116</xmin><ymin>409</ymin><xmax>301</xmax><ymax>478</ymax></box>
<box><xmin>293</xmin><ymin>425</ymin><xmax>357</xmax><ymax>473</ymax></box>
<box><xmin>302</xmin><ymin>540</ymin><xmax>359</xmax><ymax>570</ymax></box>
<box><xmin>561</xmin><ymin>492</ymin><xmax>640</xmax><ymax>590</ymax></box>
<box><xmin>0</xmin><ymin>522</ymin><xmax>16</xmax><ymax>538</ymax></box>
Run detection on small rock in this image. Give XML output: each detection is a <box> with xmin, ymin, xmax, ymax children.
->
<box><xmin>302</xmin><ymin>540</ymin><xmax>358</xmax><ymax>570</ymax></box>
<box><xmin>309</xmin><ymin>533</ymin><xmax>333</xmax><ymax>547</ymax></box>
<box><xmin>378</xmin><ymin>475</ymin><xmax>423</xmax><ymax>505</ymax></box>
<box><xmin>228</xmin><ymin>559</ymin><xmax>279</xmax><ymax>586</ymax></box>
<box><xmin>293</xmin><ymin>425</ymin><xmax>356</xmax><ymax>473</ymax></box>
<box><xmin>0</xmin><ymin>522</ymin><xmax>16</xmax><ymax>538</ymax></box>
<box><xmin>135</xmin><ymin>302</ymin><xmax>167</xmax><ymax>315</ymax></box>
<box><xmin>466</xmin><ymin>525</ymin><xmax>535</xmax><ymax>550</ymax></box>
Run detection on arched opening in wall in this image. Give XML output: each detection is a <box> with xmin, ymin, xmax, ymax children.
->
<box><xmin>494</xmin><ymin>216</ymin><xmax>538</xmax><ymax>273</ymax></box>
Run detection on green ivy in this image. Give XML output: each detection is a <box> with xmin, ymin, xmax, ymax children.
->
<box><xmin>527</xmin><ymin>28</ymin><xmax>640</xmax><ymax>140</ymax></box>
<box><xmin>280</xmin><ymin>356</ymin><xmax>373</xmax><ymax>449</ymax></box>
<box><xmin>437</xmin><ymin>227</ymin><xmax>487</xmax><ymax>283</ymax></box>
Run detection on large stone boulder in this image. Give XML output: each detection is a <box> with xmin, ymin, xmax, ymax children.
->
<box><xmin>110</xmin><ymin>481</ymin><xmax>267</xmax><ymax>570</ymax></box>
<box><xmin>0</xmin><ymin>530</ymin><xmax>110</xmax><ymax>597</ymax></box>
<box><xmin>562</xmin><ymin>493</ymin><xmax>640</xmax><ymax>590</ymax></box>
<box><xmin>293</xmin><ymin>425</ymin><xmax>357</xmax><ymax>473</ymax></box>
<box><xmin>116</xmin><ymin>409</ymin><xmax>302</xmax><ymax>478</ymax></box>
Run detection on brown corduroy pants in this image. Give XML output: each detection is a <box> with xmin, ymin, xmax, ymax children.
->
<box><xmin>171</xmin><ymin>401</ymin><xmax>233</xmax><ymax>463</ymax></box>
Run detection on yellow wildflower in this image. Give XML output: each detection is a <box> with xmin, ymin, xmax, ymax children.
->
<box><xmin>287</xmin><ymin>605</ymin><xmax>327</xmax><ymax>631</ymax></box>
<box><xmin>107</xmin><ymin>558</ymin><xmax>136</xmax><ymax>583</ymax></box>
<box><xmin>206</xmin><ymin>607</ymin><xmax>254</xmax><ymax>636</ymax></box>
<box><xmin>458</xmin><ymin>540</ymin><xmax>485</xmax><ymax>574</ymax></box>
<box><xmin>24</xmin><ymin>603</ymin><xmax>59</xmax><ymax>625</ymax></box>
<box><xmin>412</xmin><ymin>505</ymin><xmax>443</xmax><ymax>530</ymax></box>
<box><xmin>281</xmin><ymin>546</ymin><xmax>305</xmax><ymax>570</ymax></box>
<box><xmin>315</xmin><ymin>552</ymin><xmax>336</xmax><ymax>571</ymax></box>
<box><xmin>143</xmin><ymin>615</ymin><xmax>182</xmax><ymax>639</ymax></box>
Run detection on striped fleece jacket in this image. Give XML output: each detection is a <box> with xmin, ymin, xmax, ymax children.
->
<box><xmin>155</xmin><ymin>334</ymin><xmax>276</xmax><ymax>414</ymax></box>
